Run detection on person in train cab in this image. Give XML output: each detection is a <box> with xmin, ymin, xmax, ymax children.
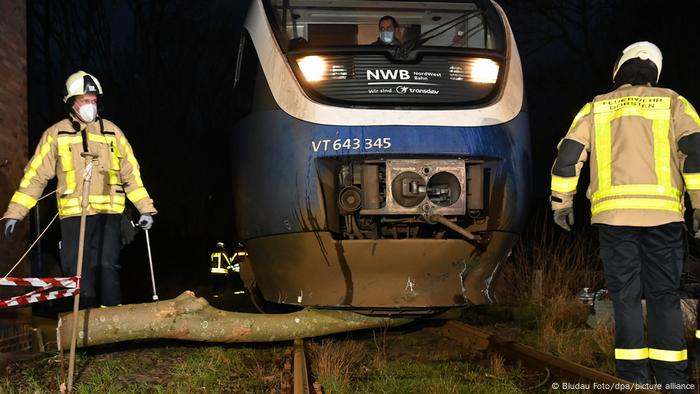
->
<box><xmin>1</xmin><ymin>70</ymin><xmax>157</xmax><ymax>309</ymax></box>
<box><xmin>372</xmin><ymin>15</ymin><xmax>402</xmax><ymax>46</ymax></box>
<box><xmin>550</xmin><ymin>41</ymin><xmax>700</xmax><ymax>390</ymax></box>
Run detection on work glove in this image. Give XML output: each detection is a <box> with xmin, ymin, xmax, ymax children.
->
<box><xmin>553</xmin><ymin>207</ymin><xmax>574</xmax><ymax>232</ymax></box>
<box><xmin>3</xmin><ymin>219</ymin><xmax>18</xmax><ymax>240</ymax></box>
<box><xmin>138</xmin><ymin>214</ymin><xmax>154</xmax><ymax>230</ymax></box>
<box><xmin>693</xmin><ymin>209</ymin><xmax>700</xmax><ymax>239</ymax></box>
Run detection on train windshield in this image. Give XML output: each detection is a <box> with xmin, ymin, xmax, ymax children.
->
<box><xmin>262</xmin><ymin>0</ymin><xmax>508</xmax><ymax>108</ymax></box>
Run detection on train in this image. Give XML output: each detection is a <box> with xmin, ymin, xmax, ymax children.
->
<box><xmin>231</xmin><ymin>0</ymin><xmax>531</xmax><ymax>315</ymax></box>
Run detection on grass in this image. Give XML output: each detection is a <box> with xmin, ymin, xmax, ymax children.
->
<box><xmin>0</xmin><ymin>342</ymin><xmax>283</xmax><ymax>393</ymax></box>
<box><xmin>495</xmin><ymin>209</ymin><xmax>604</xmax><ymax>303</ymax></box>
<box><xmin>307</xmin><ymin>329</ymin><xmax>523</xmax><ymax>394</ymax></box>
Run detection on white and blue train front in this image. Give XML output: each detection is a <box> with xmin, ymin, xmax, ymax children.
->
<box><xmin>233</xmin><ymin>0</ymin><xmax>531</xmax><ymax>314</ymax></box>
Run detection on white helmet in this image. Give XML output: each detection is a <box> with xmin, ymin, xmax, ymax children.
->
<box><xmin>63</xmin><ymin>70</ymin><xmax>103</xmax><ymax>103</ymax></box>
<box><xmin>612</xmin><ymin>41</ymin><xmax>663</xmax><ymax>83</ymax></box>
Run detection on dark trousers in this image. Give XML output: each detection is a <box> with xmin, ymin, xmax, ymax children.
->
<box><xmin>598</xmin><ymin>223</ymin><xmax>689</xmax><ymax>389</ymax></box>
<box><xmin>59</xmin><ymin>214</ymin><xmax>122</xmax><ymax>309</ymax></box>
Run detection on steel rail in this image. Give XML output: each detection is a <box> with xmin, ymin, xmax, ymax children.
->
<box><xmin>293</xmin><ymin>338</ymin><xmax>310</xmax><ymax>394</ymax></box>
<box><xmin>442</xmin><ymin>321</ymin><xmax>659</xmax><ymax>394</ymax></box>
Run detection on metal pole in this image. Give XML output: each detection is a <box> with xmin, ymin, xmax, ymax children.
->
<box><xmin>66</xmin><ymin>153</ymin><xmax>97</xmax><ymax>393</ymax></box>
<box><xmin>33</xmin><ymin>203</ymin><xmax>42</xmax><ymax>278</ymax></box>
<box><xmin>144</xmin><ymin>229</ymin><xmax>158</xmax><ymax>301</ymax></box>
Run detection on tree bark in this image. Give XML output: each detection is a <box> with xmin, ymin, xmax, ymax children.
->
<box><xmin>57</xmin><ymin>291</ymin><xmax>411</xmax><ymax>350</ymax></box>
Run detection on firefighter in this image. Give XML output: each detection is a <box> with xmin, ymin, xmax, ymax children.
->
<box><xmin>551</xmin><ymin>42</ymin><xmax>700</xmax><ymax>390</ymax></box>
<box><xmin>1</xmin><ymin>71</ymin><xmax>157</xmax><ymax>309</ymax></box>
<box><xmin>210</xmin><ymin>242</ymin><xmax>230</xmax><ymax>297</ymax></box>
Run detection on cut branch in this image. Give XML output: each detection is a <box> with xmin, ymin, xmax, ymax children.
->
<box><xmin>57</xmin><ymin>291</ymin><xmax>411</xmax><ymax>350</ymax></box>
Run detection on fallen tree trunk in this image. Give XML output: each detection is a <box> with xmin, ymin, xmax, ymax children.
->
<box><xmin>57</xmin><ymin>291</ymin><xmax>411</xmax><ymax>350</ymax></box>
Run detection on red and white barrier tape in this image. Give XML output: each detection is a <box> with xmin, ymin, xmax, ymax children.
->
<box><xmin>0</xmin><ymin>277</ymin><xmax>79</xmax><ymax>309</ymax></box>
<box><xmin>0</xmin><ymin>277</ymin><xmax>78</xmax><ymax>289</ymax></box>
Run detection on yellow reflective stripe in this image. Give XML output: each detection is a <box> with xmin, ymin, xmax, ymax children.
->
<box><xmin>120</xmin><ymin>138</ymin><xmax>144</xmax><ymax>187</ymax></box>
<box><xmin>696</xmin><ymin>330</ymin><xmax>700</xmax><ymax>339</ymax></box>
<box><xmin>679</xmin><ymin>96</ymin><xmax>700</xmax><ymax>127</ymax></box>
<box><xmin>595</xmin><ymin>113</ymin><xmax>612</xmax><ymax>190</ymax></box>
<box><xmin>684</xmin><ymin>173</ymin><xmax>700</xmax><ymax>190</ymax></box>
<box><xmin>10</xmin><ymin>191</ymin><xmax>38</xmax><ymax>209</ymax></box>
<box><xmin>107</xmin><ymin>170</ymin><xmax>119</xmax><ymax>185</ymax></box>
<box><xmin>592</xmin><ymin>185</ymin><xmax>681</xmax><ymax>204</ymax></box>
<box><xmin>59</xmin><ymin>207</ymin><xmax>83</xmax><ymax>216</ymax></box>
<box><xmin>649</xmin><ymin>348</ymin><xmax>687</xmax><ymax>362</ymax></box>
<box><xmin>57</xmin><ymin>137</ymin><xmax>80</xmax><ymax>193</ymax></box>
<box><xmin>652</xmin><ymin>116</ymin><xmax>672</xmax><ymax>187</ymax></box>
<box><xmin>551</xmin><ymin>175</ymin><xmax>579</xmax><ymax>193</ymax></box>
<box><xmin>89</xmin><ymin>195</ymin><xmax>111</xmax><ymax>203</ymax></box>
<box><xmin>211</xmin><ymin>268</ymin><xmax>228</xmax><ymax>274</ymax></box>
<box><xmin>592</xmin><ymin>198</ymin><xmax>683</xmax><ymax>216</ymax></box>
<box><xmin>90</xmin><ymin>203</ymin><xmax>124</xmax><ymax>212</ymax></box>
<box><xmin>58</xmin><ymin>204</ymin><xmax>124</xmax><ymax>216</ymax></box>
<box><xmin>568</xmin><ymin>103</ymin><xmax>591</xmax><ymax>130</ymax></box>
<box><xmin>19</xmin><ymin>136</ymin><xmax>54</xmax><ymax>188</ymax></box>
<box><xmin>615</xmin><ymin>348</ymin><xmax>649</xmax><ymax>360</ymax></box>
<box><xmin>58</xmin><ymin>198</ymin><xmax>80</xmax><ymax>208</ymax></box>
<box><xmin>58</xmin><ymin>195</ymin><xmax>126</xmax><ymax>209</ymax></box>
<box><xmin>127</xmin><ymin>187</ymin><xmax>149</xmax><ymax>202</ymax></box>
<box><xmin>594</xmin><ymin>96</ymin><xmax>673</xmax><ymax>204</ymax></box>
<box><xmin>86</xmin><ymin>133</ymin><xmax>108</xmax><ymax>144</ymax></box>
<box><xmin>63</xmin><ymin>170</ymin><xmax>76</xmax><ymax>195</ymax></box>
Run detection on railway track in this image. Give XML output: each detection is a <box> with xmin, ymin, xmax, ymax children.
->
<box><xmin>442</xmin><ymin>320</ymin><xmax>659</xmax><ymax>393</ymax></box>
<box><xmin>288</xmin><ymin>319</ymin><xmax>661</xmax><ymax>393</ymax></box>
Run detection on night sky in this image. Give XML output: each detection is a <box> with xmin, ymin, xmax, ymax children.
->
<box><xmin>23</xmin><ymin>0</ymin><xmax>700</xmax><ymax>304</ymax></box>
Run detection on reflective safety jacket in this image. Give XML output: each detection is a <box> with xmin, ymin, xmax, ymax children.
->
<box><xmin>551</xmin><ymin>84</ymin><xmax>700</xmax><ymax>226</ymax></box>
<box><xmin>210</xmin><ymin>251</ymin><xmax>231</xmax><ymax>275</ymax></box>
<box><xmin>2</xmin><ymin>115</ymin><xmax>156</xmax><ymax>220</ymax></box>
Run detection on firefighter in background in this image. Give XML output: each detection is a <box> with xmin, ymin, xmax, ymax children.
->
<box><xmin>210</xmin><ymin>242</ymin><xmax>230</xmax><ymax>297</ymax></box>
<box><xmin>1</xmin><ymin>71</ymin><xmax>157</xmax><ymax>309</ymax></box>
<box><xmin>550</xmin><ymin>42</ymin><xmax>700</xmax><ymax>390</ymax></box>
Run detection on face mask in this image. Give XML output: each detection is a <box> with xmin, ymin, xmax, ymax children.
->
<box><xmin>380</xmin><ymin>31</ymin><xmax>394</xmax><ymax>44</ymax></box>
<box><xmin>78</xmin><ymin>103</ymin><xmax>97</xmax><ymax>122</ymax></box>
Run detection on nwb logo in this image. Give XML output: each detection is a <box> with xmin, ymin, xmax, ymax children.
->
<box><xmin>366</xmin><ymin>69</ymin><xmax>410</xmax><ymax>80</ymax></box>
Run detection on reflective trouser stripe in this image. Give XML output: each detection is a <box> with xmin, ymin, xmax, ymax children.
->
<box><xmin>211</xmin><ymin>268</ymin><xmax>228</xmax><ymax>274</ymax></box>
<box><xmin>551</xmin><ymin>175</ymin><xmax>579</xmax><ymax>193</ymax></box>
<box><xmin>592</xmin><ymin>198</ymin><xmax>682</xmax><ymax>216</ymax></box>
<box><xmin>10</xmin><ymin>191</ymin><xmax>38</xmax><ymax>209</ymax></box>
<box><xmin>20</xmin><ymin>136</ymin><xmax>54</xmax><ymax>188</ymax></box>
<box><xmin>127</xmin><ymin>187</ymin><xmax>149</xmax><ymax>203</ymax></box>
<box><xmin>648</xmin><ymin>348</ymin><xmax>687</xmax><ymax>362</ymax></box>
<box><xmin>615</xmin><ymin>348</ymin><xmax>649</xmax><ymax>360</ymax></box>
<box><xmin>696</xmin><ymin>330</ymin><xmax>700</xmax><ymax>339</ymax></box>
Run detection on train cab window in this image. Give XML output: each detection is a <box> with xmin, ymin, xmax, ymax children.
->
<box><xmin>262</xmin><ymin>0</ymin><xmax>508</xmax><ymax>108</ymax></box>
<box><xmin>267</xmin><ymin>0</ymin><xmax>503</xmax><ymax>51</ymax></box>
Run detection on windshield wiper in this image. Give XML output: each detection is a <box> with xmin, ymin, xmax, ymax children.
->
<box><xmin>395</xmin><ymin>10</ymin><xmax>485</xmax><ymax>59</ymax></box>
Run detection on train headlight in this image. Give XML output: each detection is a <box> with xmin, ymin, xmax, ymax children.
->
<box><xmin>465</xmin><ymin>58</ymin><xmax>499</xmax><ymax>84</ymax></box>
<box><xmin>297</xmin><ymin>56</ymin><xmax>327</xmax><ymax>82</ymax></box>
